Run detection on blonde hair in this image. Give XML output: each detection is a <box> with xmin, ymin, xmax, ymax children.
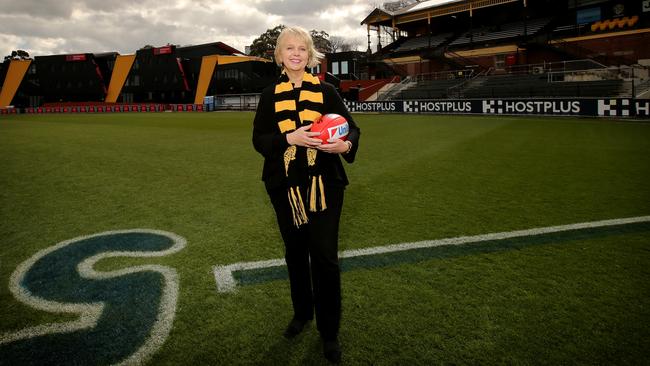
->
<box><xmin>274</xmin><ymin>26</ymin><xmax>324</xmax><ymax>69</ymax></box>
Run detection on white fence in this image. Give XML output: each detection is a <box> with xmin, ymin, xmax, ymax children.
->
<box><xmin>204</xmin><ymin>94</ymin><xmax>260</xmax><ymax>111</ymax></box>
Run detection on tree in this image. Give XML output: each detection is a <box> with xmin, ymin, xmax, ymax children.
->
<box><xmin>248</xmin><ymin>25</ymin><xmax>285</xmax><ymax>59</ymax></box>
<box><xmin>310</xmin><ymin>30</ymin><xmax>332</xmax><ymax>54</ymax></box>
<box><xmin>341</xmin><ymin>43</ymin><xmax>355</xmax><ymax>52</ymax></box>
<box><xmin>4</xmin><ymin>50</ymin><xmax>30</xmax><ymax>61</ymax></box>
<box><xmin>248</xmin><ymin>26</ymin><xmax>333</xmax><ymax>59</ymax></box>
<box><xmin>330</xmin><ymin>36</ymin><xmax>356</xmax><ymax>53</ymax></box>
<box><xmin>330</xmin><ymin>36</ymin><xmax>344</xmax><ymax>53</ymax></box>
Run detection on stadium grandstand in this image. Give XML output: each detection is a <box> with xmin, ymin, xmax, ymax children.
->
<box><xmin>359</xmin><ymin>0</ymin><xmax>650</xmax><ymax>101</ymax></box>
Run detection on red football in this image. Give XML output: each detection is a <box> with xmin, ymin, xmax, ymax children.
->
<box><xmin>311</xmin><ymin>113</ymin><xmax>349</xmax><ymax>144</ymax></box>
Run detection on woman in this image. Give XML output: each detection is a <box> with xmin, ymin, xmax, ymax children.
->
<box><xmin>252</xmin><ymin>26</ymin><xmax>360</xmax><ymax>364</ymax></box>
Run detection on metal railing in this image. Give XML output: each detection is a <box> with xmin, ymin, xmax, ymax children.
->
<box><xmin>414</xmin><ymin>68</ymin><xmax>475</xmax><ymax>82</ymax></box>
<box><xmin>547</xmin><ymin>64</ymin><xmax>649</xmax><ymax>83</ymax></box>
<box><xmin>377</xmin><ymin>62</ymin><xmax>647</xmax><ymax>100</ymax></box>
<box><xmin>376</xmin><ymin>76</ymin><xmax>414</xmax><ymax>101</ymax></box>
<box><xmin>447</xmin><ymin>68</ymin><xmax>490</xmax><ymax>99</ymax></box>
<box><xmin>205</xmin><ymin>93</ymin><xmax>261</xmax><ymax>111</ymax></box>
<box><xmin>505</xmin><ymin>59</ymin><xmax>606</xmax><ymax>75</ymax></box>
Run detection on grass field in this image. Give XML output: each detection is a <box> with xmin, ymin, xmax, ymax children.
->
<box><xmin>1</xmin><ymin>112</ymin><xmax>649</xmax><ymax>365</ymax></box>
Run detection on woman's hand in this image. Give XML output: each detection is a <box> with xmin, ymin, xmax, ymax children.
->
<box><xmin>286</xmin><ymin>124</ymin><xmax>322</xmax><ymax>148</ymax></box>
<box><xmin>317</xmin><ymin>139</ymin><xmax>350</xmax><ymax>154</ymax></box>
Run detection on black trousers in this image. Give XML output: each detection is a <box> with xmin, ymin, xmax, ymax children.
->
<box><xmin>269</xmin><ymin>185</ymin><xmax>344</xmax><ymax>341</ymax></box>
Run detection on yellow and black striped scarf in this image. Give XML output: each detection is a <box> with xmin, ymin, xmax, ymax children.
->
<box><xmin>274</xmin><ymin>71</ymin><xmax>325</xmax><ymax>226</ymax></box>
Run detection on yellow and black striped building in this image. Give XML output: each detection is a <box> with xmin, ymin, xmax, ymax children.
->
<box><xmin>0</xmin><ymin>41</ymin><xmax>277</xmax><ymax>108</ymax></box>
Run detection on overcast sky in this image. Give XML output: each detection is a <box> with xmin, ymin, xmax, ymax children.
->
<box><xmin>0</xmin><ymin>0</ymin><xmax>378</xmax><ymax>58</ymax></box>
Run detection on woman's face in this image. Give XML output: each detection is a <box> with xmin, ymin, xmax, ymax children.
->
<box><xmin>280</xmin><ymin>35</ymin><xmax>308</xmax><ymax>72</ymax></box>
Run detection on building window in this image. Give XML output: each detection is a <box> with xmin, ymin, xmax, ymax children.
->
<box><xmin>310</xmin><ymin>64</ymin><xmax>321</xmax><ymax>74</ymax></box>
<box><xmin>341</xmin><ymin>61</ymin><xmax>348</xmax><ymax>75</ymax></box>
<box><xmin>122</xmin><ymin>93</ymin><xmax>133</xmax><ymax>103</ymax></box>
<box><xmin>494</xmin><ymin>54</ymin><xmax>505</xmax><ymax>69</ymax></box>
<box><xmin>332</xmin><ymin>62</ymin><xmax>339</xmax><ymax>75</ymax></box>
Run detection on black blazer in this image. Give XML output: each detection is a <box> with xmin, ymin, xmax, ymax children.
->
<box><xmin>252</xmin><ymin>81</ymin><xmax>360</xmax><ymax>192</ymax></box>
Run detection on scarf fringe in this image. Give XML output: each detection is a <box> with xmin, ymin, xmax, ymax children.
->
<box><xmin>307</xmin><ymin>175</ymin><xmax>327</xmax><ymax>212</ymax></box>
<box><xmin>288</xmin><ymin>187</ymin><xmax>308</xmax><ymax>226</ymax></box>
<box><xmin>319</xmin><ymin>175</ymin><xmax>327</xmax><ymax>211</ymax></box>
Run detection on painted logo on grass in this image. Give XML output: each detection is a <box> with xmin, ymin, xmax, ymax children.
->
<box><xmin>3</xmin><ymin>217</ymin><xmax>650</xmax><ymax>363</ymax></box>
<box><xmin>0</xmin><ymin>229</ymin><xmax>185</xmax><ymax>366</ymax></box>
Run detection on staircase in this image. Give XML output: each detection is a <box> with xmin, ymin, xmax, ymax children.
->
<box><xmin>449</xmin><ymin>72</ymin><xmax>489</xmax><ymax>98</ymax></box>
<box><xmin>376</xmin><ymin>77</ymin><xmax>415</xmax><ymax>100</ymax></box>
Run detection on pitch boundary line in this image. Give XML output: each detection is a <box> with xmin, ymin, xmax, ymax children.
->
<box><xmin>213</xmin><ymin>215</ymin><xmax>650</xmax><ymax>293</ymax></box>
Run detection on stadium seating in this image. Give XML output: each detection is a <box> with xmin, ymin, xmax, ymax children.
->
<box><xmin>461</xmin><ymin>74</ymin><xmax>626</xmax><ymax>98</ymax></box>
<box><xmin>394</xmin><ymin>33</ymin><xmax>453</xmax><ymax>52</ymax></box>
<box><xmin>394</xmin><ymin>78</ymin><xmax>468</xmax><ymax>99</ymax></box>
<box><xmin>380</xmin><ymin>71</ymin><xmax>630</xmax><ymax>100</ymax></box>
<box><xmin>449</xmin><ymin>17</ymin><xmax>551</xmax><ymax>47</ymax></box>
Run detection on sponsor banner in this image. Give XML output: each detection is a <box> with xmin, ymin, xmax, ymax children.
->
<box><xmin>170</xmin><ymin>104</ymin><xmax>204</xmax><ymax>112</ymax></box>
<box><xmin>66</xmin><ymin>54</ymin><xmax>87</xmax><ymax>62</ymax></box>
<box><xmin>482</xmin><ymin>100</ymin><xmax>581</xmax><ymax>115</ymax></box>
<box><xmin>12</xmin><ymin>104</ymin><xmax>171</xmax><ymax>114</ymax></box>
<box><xmin>154</xmin><ymin>46</ymin><xmax>173</xmax><ymax>55</ymax></box>
<box><xmin>631</xmin><ymin>100</ymin><xmax>649</xmax><ymax>117</ymax></box>
<box><xmin>345</xmin><ymin>99</ymin><xmax>649</xmax><ymax>118</ymax></box>
<box><xmin>345</xmin><ymin>101</ymin><xmax>402</xmax><ymax>113</ymax></box>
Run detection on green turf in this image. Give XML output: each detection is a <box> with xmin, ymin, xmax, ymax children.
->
<box><xmin>1</xmin><ymin>112</ymin><xmax>649</xmax><ymax>365</ymax></box>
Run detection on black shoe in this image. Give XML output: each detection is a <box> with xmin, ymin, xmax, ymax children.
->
<box><xmin>283</xmin><ymin>318</ymin><xmax>310</xmax><ymax>339</ymax></box>
<box><xmin>323</xmin><ymin>339</ymin><xmax>341</xmax><ymax>364</ymax></box>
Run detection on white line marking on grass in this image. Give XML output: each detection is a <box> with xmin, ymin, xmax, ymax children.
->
<box><xmin>214</xmin><ymin>258</ymin><xmax>286</xmax><ymax>293</ymax></box>
<box><xmin>213</xmin><ymin>215</ymin><xmax>650</xmax><ymax>293</ymax></box>
<box><xmin>1</xmin><ymin>229</ymin><xmax>186</xmax><ymax>366</ymax></box>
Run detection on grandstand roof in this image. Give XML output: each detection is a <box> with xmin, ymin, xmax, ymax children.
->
<box><xmin>362</xmin><ymin>0</ymin><xmax>520</xmax><ymax>27</ymax></box>
<box><xmin>177</xmin><ymin>41</ymin><xmax>245</xmax><ymax>56</ymax></box>
<box><xmin>402</xmin><ymin>0</ymin><xmax>464</xmax><ymax>14</ymax></box>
